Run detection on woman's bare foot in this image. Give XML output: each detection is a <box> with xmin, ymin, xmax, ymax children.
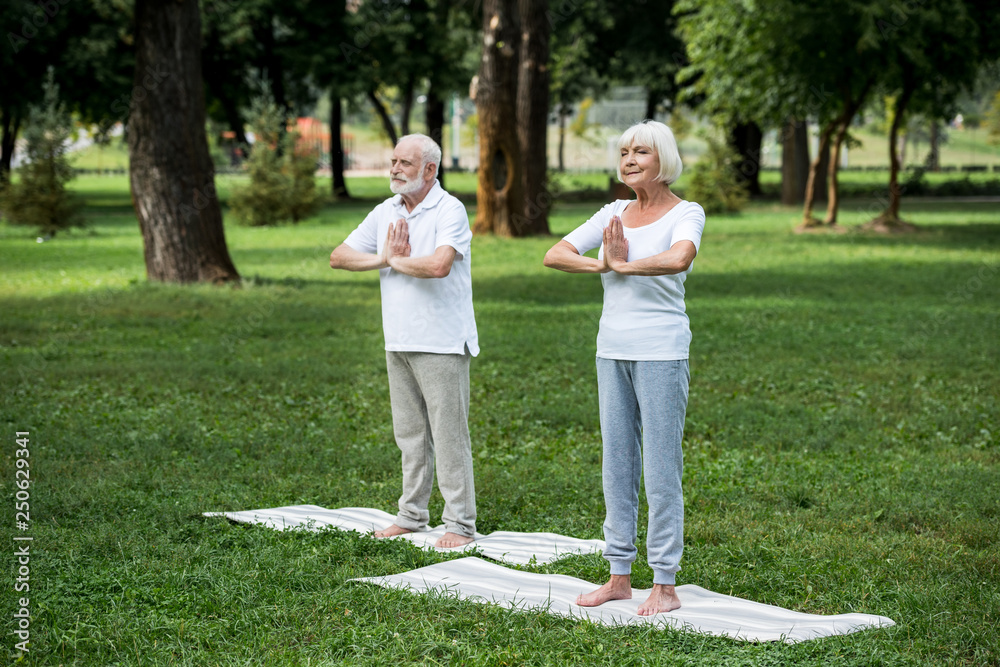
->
<box><xmin>373</xmin><ymin>524</ymin><xmax>413</xmax><ymax>538</ymax></box>
<box><xmin>435</xmin><ymin>532</ymin><xmax>474</xmax><ymax>548</ymax></box>
<box><xmin>575</xmin><ymin>575</ymin><xmax>632</xmax><ymax>607</ymax></box>
<box><xmin>637</xmin><ymin>584</ymin><xmax>681</xmax><ymax>615</ymax></box>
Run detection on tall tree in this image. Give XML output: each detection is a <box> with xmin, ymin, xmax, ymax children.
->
<box><xmin>609</xmin><ymin>0</ymin><xmax>687</xmax><ymax>120</ymax></box>
<box><xmin>548</xmin><ymin>0</ymin><xmax>610</xmax><ymax>172</ymax></box>
<box><xmin>344</xmin><ymin>0</ymin><xmax>476</xmax><ymax>188</ymax></box>
<box><xmin>678</xmin><ymin>0</ymin><xmax>882</xmax><ymax>226</ymax></box>
<box><xmin>1</xmin><ymin>0</ymin><xmax>132</xmax><ymax>180</ymax></box>
<box><xmin>872</xmin><ymin>0</ymin><xmax>1000</xmax><ymax>227</ymax></box>
<box><xmin>423</xmin><ymin>0</ymin><xmax>478</xmax><ymax>190</ymax></box>
<box><xmin>129</xmin><ymin>0</ymin><xmax>239</xmax><ymax>283</ymax></box>
<box><xmin>473</xmin><ymin>0</ymin><xmax>524</xmax><ymax>236</ymax></box>
<box><xmin>515</xmin><ymin>0</ymin><xmax>551</xmax><ymax>234</ymax></box>
<box><xmin>293</xmin><ymin>0</ymin><xmax>360</xmax><ymax>199</ymax></box>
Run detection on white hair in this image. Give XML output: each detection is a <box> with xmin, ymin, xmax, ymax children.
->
<box><xmin>398</xmin><ymin>133</ymin><xmax>442</xmax><ymax>178</ymax></box>
<box><xmin>616</xmin><ymin>120</ymin><xmax>683</xmax><ymax>185</ymax></box>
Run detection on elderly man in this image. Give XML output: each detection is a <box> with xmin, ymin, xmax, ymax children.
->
<box><xmin>329</xmin><ymin>134</ymin><xmax>478</xmax><ymax>549</ymax></box>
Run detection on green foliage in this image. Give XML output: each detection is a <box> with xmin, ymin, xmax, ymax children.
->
<box><xmin>683</xmin><ymin>129</ymin><xmax>748</xmax><ymax>214</ymax></box>
<box><xmin>0</xmin><ymin>69</ymin><xmax>82</xmax><ymax>236</ymax></box>
<box><xmin>229</xmin><ymin>91</ymin><xmax>320</xmax><ymax>226</ymax></box>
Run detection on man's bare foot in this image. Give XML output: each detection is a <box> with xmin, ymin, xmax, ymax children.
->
<box><xmin>373</xmin><ymin>524</ymin><xmax>413</xmax><ymax>538</ymax></box>
<box><xmin>435</xmin><ymin>532</ymin><xmax>474</xmax><ymax>548</ymax></box>
<box><xmin>575</xmin><ymin>575</ymin><xmax>632</xmax><ymax>607</ymax></box>
<box><xmin>637</xmin><ymin>584</ymin><xmax>681</xmax><ymax>616</ymax></box>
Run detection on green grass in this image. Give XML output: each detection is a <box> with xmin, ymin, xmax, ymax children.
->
<box><xmin>2</xmin><ymin>176</ymin><xmax>999</xmax><ymax>665</ymax></box>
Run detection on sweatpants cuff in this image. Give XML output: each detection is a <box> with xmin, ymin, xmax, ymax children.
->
<box><xmin>609</xmin><ymin>560</ymin><xmax>633</xmax><ymax>576</ymax></box>
<box><xmin>394</xmin><ymin>516</ymin><xmax>429</xmax><ymax>533</ymax></box>
<box><xmin>652</xmin><ymin>571</ymin><xmax>677</xmax><ymax>586</ymax></box>
<box><xmin>444</xmin><ymin>524</ymin><xmax>476</xmax><ymax>538</ymax></box>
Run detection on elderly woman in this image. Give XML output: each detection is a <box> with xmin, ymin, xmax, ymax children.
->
<box><xmin>543</xmin><ymin>120</ymin><xmax>705</xmax><ymax>615</ymax></box>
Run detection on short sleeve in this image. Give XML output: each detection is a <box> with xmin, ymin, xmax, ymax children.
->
<box><xmin>670</xmin><ymin>202</ymin><xmax>706</xmax><ymax>253</ymax></box>
<box><xmin>433</xmin><ymin>198</ymin><xmax>473</xmax><ymax>259</ymax></box>
<box><xmin>562</xmin><ymin>201</ymin><xmax>625</xmax><ymax>254</ymax></box>
<box><xmin>343</xmin><ymin>207</ymin><xmax>381</xmax><ymax>254</ymax></box>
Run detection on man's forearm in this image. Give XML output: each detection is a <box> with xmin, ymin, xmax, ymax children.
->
<box><xmin>330</xmin><ymin>244</ymin><xmax>387</xmax><ymax>271</ymax></box>
<box><xmin>388</xmin><ymin>253</ymin><xmax>452</xmax><ymax>279</ymax></box>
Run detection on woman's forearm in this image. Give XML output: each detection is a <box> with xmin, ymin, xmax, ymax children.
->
<box><xmin>543</xmin><ymin>241</ymin><xmax>608</xmax><ymax>274</ymax></box>
<box><xmin>608</xmin><ymin>241</ymin><xmax>697</xmax><ymax>276</ymax></box>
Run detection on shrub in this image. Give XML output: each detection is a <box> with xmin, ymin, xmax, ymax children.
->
<box><xmin>0</xmin><ymin>68</ymin><xmax>82</xmax><ymax>237</ymax></box>
<box><xmin>284</xmin><ymin>138</ymin><xmax>320</xmax><ymax>223</ymax></box>
<box><xmin>683</xmin><ymin>129</ymin><xmax>748</xmax><ymax>214</ymax></box>
<box><xmin>229</xmin><ymin>91</ymin><xmax>320</xmax><ymax>226</ymax></box>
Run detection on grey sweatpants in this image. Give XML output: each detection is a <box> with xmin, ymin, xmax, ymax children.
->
<box><xmin>386</xmin><ymin>351</ymin><xmax>476</xmax><ymax>537</ymax></box>
<box><xmin>596</xmin><ymin>357</ymin><xmax>689</xmax><ymax>585</ymax></box>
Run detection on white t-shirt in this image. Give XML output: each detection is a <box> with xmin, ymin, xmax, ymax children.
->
<box><xmin>344</xmin><ymin>181</ymin><xmax>479</xmax><ymax>356</ymax></box>
<box><xmin>562</xmin><ymin>199</ymin><xmax>705</xmax><ymax>361</ymax></box>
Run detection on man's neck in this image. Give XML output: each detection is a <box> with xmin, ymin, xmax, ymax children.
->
<box><xmin>400</xmin><ymin>181</ymin><xmax>435</xmax><ymax>213</ymax></box>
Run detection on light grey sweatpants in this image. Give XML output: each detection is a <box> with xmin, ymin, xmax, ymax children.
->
<box><xmin>386</xmin><ymin>351</ymin><xmax>476</xmax><ymax>538</ymax></box>
<box><xmin>596</xmin><ymin>357</ymin><xmax>689</xmax><ymax>585</ymax></box>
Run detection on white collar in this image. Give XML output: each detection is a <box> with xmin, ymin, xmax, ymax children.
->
<box><xmin>393</xmin><ymin>180</ymin><xmax>445</xmax><ymax>216</ymax></box>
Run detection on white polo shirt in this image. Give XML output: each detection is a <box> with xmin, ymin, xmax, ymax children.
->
<box><xmin>563</xmin><ymin>199</ymin><xmax>705</xmax><ymax>361</ymax></box>
<box><xmin>344</xmin><ymin>181</ymin><xmax>479</xmax><ymax>357</ymax></box>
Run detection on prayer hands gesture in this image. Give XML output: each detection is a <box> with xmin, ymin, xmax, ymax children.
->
<box><xmin>603</xmin><ymin>216</ymin><xmax>629</xmax><ymax>272</ymax></box>
<box><xmin>384</xmin><ymin>218</ymin><xmax>411</xmax><ymax>266</ymax></box>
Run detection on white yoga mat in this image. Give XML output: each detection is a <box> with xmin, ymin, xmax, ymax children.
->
<box><xmin>352</xmin><ymin>557</ymin><xmax>895</xmax><ymax>643</ymax></box>
<box><xmin>203</xmin><ymin>505</ymin><xmax>605</xmax><ymax>565</ymax></box>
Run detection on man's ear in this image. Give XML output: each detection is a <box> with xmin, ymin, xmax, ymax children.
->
<box><xmin>424</xmin><ymin>161</ymin><xmax>438</xmax><ymax>182</ymax></box>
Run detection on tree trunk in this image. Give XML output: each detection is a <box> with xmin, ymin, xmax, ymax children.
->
<box><xmin>129</xmin><ymin>0</ymin><xmax>239</xmax><ymax>284</ymax></box>
<box><xmin>425</xmin><ymin>85</ymin><xmax>446</xmax><ymax>190</ymax></box>
<box><xmin>802</xmin><ymin>120</ymin><xmax>836</xmax><ymax>225</ymax></box>
<box><xmin>399</xmin><ymin>78</ymin><xmax>415</xmax><ymax>137</ymax></box>
<box><xmin>330</xmin><ymin>94</ymin><xmax>350</xmax><ymax>200</ymax></box>
<box><xmin>557</xmin><ymin>107</ymin><xmax>567</xmax><ymax>173</ymax></box>
<box><xmin>220</xmin><ymin>95</ymin><xmax>249</xmax><ymax>151</ymax></box>
<box><xmin>515</xmin><ymin>0</ymin><xmax>551</xmax><ymax>235</ymax></box>
<box><xmin>880</xmin><ymin>85</ymin><xmax>914</xmax><ymax>225</ymax></box>
<box><xmin>926</xmin><ymin>122</ymin><xmax>940</xmax><ymax>171</ymax></box>
<box><xmin>823</xmin><ymin>78</ymin><xmax>874</xmax><ymax>225</ymax></box>
<box><xmin>473</xmin><ymin>0</ymin><xmax>524</xmax><ymax>236</ymax></box>
<box><xmin>780</xmin><ymin>117</ymin><xmax>809</xmax><ymax>205</ymax></box>
<box><xmin>256</xmin><ymin>17</ymin><xmax>289</xmax><ymax>118</ymax></box>
<box><xmin>811</xmin><ymin>138</ymin><xmax>829</xmax><ymax>204</ymax></box>
<box><xmin>368</xmin><ymin>89</ymin><xmax>399</xmax><ymax>146</ymax></box>
<box><xmin>730</xmin><ymin>121</ymin><xmax>763</xmax><ymax>197</ymax></box>
<box><xmin>644</xmin><ymin>90</ymin><xmax>658</xmax><ymax>121</ymax></box>
<box><xmin>1</xmin><ymin>110</ymin><xmax>22</xmax><ymax>183</ymax></box>
<box><xmin>823</xmin><ymin>119</ymin><xmax>849</xmax><ymax>225</ymax></box>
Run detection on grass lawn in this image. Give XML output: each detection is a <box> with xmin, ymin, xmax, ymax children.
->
<box><xmin>1</xmin><ymin>175</ymin><xmax>998</xmax><ymax>665</ymax></box>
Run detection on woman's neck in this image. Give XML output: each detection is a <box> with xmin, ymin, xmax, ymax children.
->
<box><xmin>631</xmin><ymin>184</ymin><xmax>679</xmax><ymax>209</ymax></box>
